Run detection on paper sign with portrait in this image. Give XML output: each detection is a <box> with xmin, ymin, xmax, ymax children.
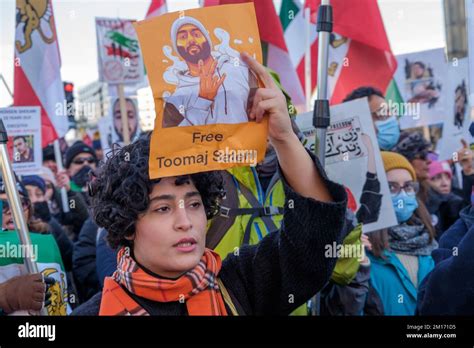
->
<box><xmin>295</xmin><ymin>98</ymin><xmax>397</xmax><ymax>233</ymax></box>
<box><xmin>437</xmin><ymin>58</ymin><xmax>472</xmax><ymax>160</ymax></box>
<box><xmin>134</xmin><ymin>3</ymin><xmax>267</xmax><ymax>178</ymax></box>
<box><xmin>109</xmin><ymin>96</ymin><xmax>141</xmax><ymax>146</ymax></box>
<box><xmin>0</xmin><ymin>107</ymin><xmax>42</xmax><ymax>175</ymax></box>
<box><xmin>394</xmin><ymin>48</ymin><xmax>448</xmax><ymax>129</ymax></box>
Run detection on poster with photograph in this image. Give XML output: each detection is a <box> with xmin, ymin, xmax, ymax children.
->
<box><xmin>0</xmin><ymin>107</ymin><xmax>42</xmax><ymax>175</ymax></box>
<box><xmin>437</xmin><ymin>58</ymin><xmax>472</xmax><ymax>160</ymax></box>
<box><xmin>96</xmin><ymin>17</ymin><xmax>144</xmax><ymax>85</ymax></box>
<box><xmin>295</xmin><ymin>98</ymin><xmax>397</xmax><ymax>233</ymax></box>
<box><xmin>134</xmin><ymin>3</ymin><xmax>266</xmax><ymax>178</ymax></box>
<box><xmin>108</xmin><ymin>96</ymin><xmax>141</xmax><ymax>145</ymax></box>
<box><xmin>394</xmin><ymin>48</ymin><xmax>448</xmax><ymax>129</ymax></box>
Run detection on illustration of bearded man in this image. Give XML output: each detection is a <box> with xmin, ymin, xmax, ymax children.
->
<box><xmin>163</xmin><ymin>16</ymin><xmax>257</xmax><ymax>128</ymax></box>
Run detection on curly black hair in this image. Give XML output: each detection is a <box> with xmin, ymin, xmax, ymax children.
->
<box><xmin>89</xmin><ymin>133</ymin><xmax>224</xmax><ymax>249</ymax></box>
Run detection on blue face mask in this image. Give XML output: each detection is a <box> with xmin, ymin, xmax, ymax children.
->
<box><xmin>391</xmin><ymin>192</ymin><xmax>418</xmax><ymax>223</ymax></box>
<box><xmin>375</xmin><ymin>116</ymin><xmax>400</xmax><ymax>150</ymax></box>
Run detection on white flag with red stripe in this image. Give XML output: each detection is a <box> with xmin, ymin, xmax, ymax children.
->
<box><xmin>13</xmin><ymin>0</ymin><xmax>68</xmax><ymax>147</ymax></box>
<box><xmin>146</xmin><ymin>0</ymin><xmax>168</xmax><ymax>19</ymax></box>
<box><xmin>280</xmin><ymin>0</ymin><xmax>397</xmax><ymax>105</ymax></box>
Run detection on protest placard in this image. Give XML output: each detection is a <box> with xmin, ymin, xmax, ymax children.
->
<box><xmin>0</xmin><ymin>107</ymin><xmax>42</xmax><ymax>175</ymax></box>
<box><xmin>96</xmin><ymin>17</ymin><xmax>144</xmax><ymax>85</ymax></box>
<box><xmin>394</xmin><ymin>48</ymin><xmax>447</xmax><ymax>129</ymax></box>
<box><xmin>437</xmin><ymin>58</ymin><xmax>471</xmax><ymax>160</ymax></box>
<box><xmin>295</xmin><ymin>98</ymin><xmax>397</xmax><ymax>233</ymax></box>
<box><xmin>134</xmin><ymin>3</ymin><xmax>266</xmax><ymax>178</ymax></box>
<box><xmin>109</xmin><ymin>96</ymin><xmax>141</xmax><ymax>145</ymax></box>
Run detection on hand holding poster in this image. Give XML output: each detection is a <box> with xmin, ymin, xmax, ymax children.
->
<box><xmin>134</xmin><ymin>3</ymin><xmax>267</xmax><ymax>178</ymax></box>
<box><xmin>0</xmin><ymin>107</ymin><xmax>42</xmax><ymax>176</ymax></box>
<box><xmin>296</xmin><ymin>98</ymin><xmax>397</xmax><ymax>233</ymax></box>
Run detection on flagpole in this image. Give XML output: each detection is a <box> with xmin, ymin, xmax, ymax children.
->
<box><xmin>117</xmin><ymin>84</ymin><xmax>131</xmax><ymax>145</ymax></box>
<box><xmin>0</xmin><ymin>119</ymin><xmax>47</xmax><ymax>315</ymax></box>
<box><xmin>53</xmin><ymin>140</ymin><xmax>69</xmax><ymax>213</ymax></box>
<box><xmin>0</xmin><ymin>74</ymin><xmax>13</xmax><ymax>99</ymax></box>
<box><xmin>313</xmin><ymin>0</ymin><xmax>332</xmax><ymax>165</ymax></box>
<box><xmin>305</xmin><ymin>7</ymin><xmax>312</xmax><ymax>112</ymax></box>
<box><xmin>311</xmin><ymin>0</ymin><xmax>332</xmax><ymax>317</ymax></box>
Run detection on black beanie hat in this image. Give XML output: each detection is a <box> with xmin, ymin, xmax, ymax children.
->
<box><xmin>65</xmin><ymin>141</ymin><xmax>97</xmax><ymax>168</ymax></box>
<box><xmin>42</xmin><ymin>144</ymin><xmax>55</xmax><ymax>162</ymax></box>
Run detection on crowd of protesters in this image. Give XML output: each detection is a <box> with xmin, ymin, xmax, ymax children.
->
<box><xmin>1</xmin><ymin>57</ymin><xmax>474</xmax><ymax>316</ymax></box>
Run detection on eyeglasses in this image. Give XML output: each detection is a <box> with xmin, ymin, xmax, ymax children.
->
<box><xmin>388</xmin><ymin>181</ymin><xmax>419</xmax><ymax>196</ymax></box>
<box><xmin>72</xmin><ymin>157</ymin><xmax>95</xmax><ymax>165</ymax></box>
<box><xmin>1</xmin><ymin>198</ymin><xmax>30</xmax><ymax>213</ymax></box>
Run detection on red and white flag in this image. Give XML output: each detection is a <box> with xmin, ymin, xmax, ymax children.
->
<box><xmin>146</xmin><ymin>0</ymin><xmax>168</xmax><ymax>19</ymax></box>
<box><xmin>281</xmin><ymin>0</ymin><xmax>397</xmax><ymax>105</ymax></box>
<box><xmin>13</xmin><ymin>0</ymin><xmax>68</xmax><ymax>147</ymax></box>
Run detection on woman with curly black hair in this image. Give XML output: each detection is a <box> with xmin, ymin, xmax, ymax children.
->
<box><xmin>73</xmin><ymin>53</ymin><xmax>347</xmax><ymax>316</ymax></box>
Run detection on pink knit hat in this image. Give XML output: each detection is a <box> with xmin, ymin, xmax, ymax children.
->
<box><xmin>428</xmin><ymin>160</ymin><xmax>452</xmax><ymax>180</ymax></box>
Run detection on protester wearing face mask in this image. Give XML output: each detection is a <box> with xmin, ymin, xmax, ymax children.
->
<box><xmin>56</xmin><ymin>141</ymin><xmax>97</xmax><ymax>206</ymax></box>
<box><xmin>23</xmin><ymin>175</ymin><xmax>52</xmax><ymax>222</ymax></box>
<box><xmin>21</xmin><ymin>175</ymin><xmax>73</xmax><ymax>273</ymax></box>
<box><xmin>343</xmin><ymin>86</ymin><xmax>401</xmax><ymax>151</ymax></box>
<box><xmin>341</xmin><ymin>86</ymin><xmax>398</xmax><ymax>227</ymax></box>
<box><xmin>392</xmin><ymin>131</ymin><xmax>433</xmax><ymax>203</ymax></box>
<box><xmin>94</xmin><ymin>72</ymin><xmax>361</xmax><ymax>316</ymax></box>
<box><xmin>73</xmin><ymin>54</ymin><xmax>348</xmax><ymax>316</ymax></box>
<box><xmin>366</xmin><ymin>152</ymin><xmax>438</xmax><ymax>315</ymax></box>
<box><xmin>39</xmin><ymin>165</ymin><xmax>89</xmax><ymax>242</ymax></box>
<box><xmin>425</xmin><ymin>161</ymin><xmax>465</xmax><ymax>237</ymax></box>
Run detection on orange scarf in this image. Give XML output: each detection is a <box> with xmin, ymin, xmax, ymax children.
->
<box><xmin>99</xmin><ymin>246</ymin><xmax>228</xmax><ymax>316</ymax></box>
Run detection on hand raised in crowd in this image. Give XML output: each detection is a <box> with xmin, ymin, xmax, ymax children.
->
<box><xmin>198</xmin><ymin>59</ymin><xmax>226</xmax><ymax>101</ymax></box>
<box><xmin>0</xmin><ymin>273</ymin><xmax>55</xmax><ymax>314</ymax></box>
<box><xmin>241</xmin><ymin>52</ymin><xmax>293</xmax><ymax>145</ymax></box>
<box><xmin>241</xmin><ymin>51</ymin><xmax>332</xmax><ymax>203</ymax></box>
<box><xmin>56</xmin><ymin>170</ymin><xmax>71</xmax><ymax>192</ymax></box>
<box><xmin>456</xmin><ymin>139</ymin><xmax>474</xmax><ymax>175</ymax></box>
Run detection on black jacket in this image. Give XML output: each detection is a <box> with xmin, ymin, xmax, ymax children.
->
<box><xmin>48</xmin><ymin>217</ymin><xmax>73</xmax><ymax>272</ymax></box>
<box><xmin>425</xmin><ymin>188</ymin><xmax>465</xmax><ymax>237</ymax></box>
<box><xmin>72</xmin><ymin>153</ymin><xmax>347</xmax><ymax>315</ymax></box>
<box><xmin>72</xmin><ymin>218</ymin><xmax>101</xmax><ymax>303</ymax></box>
<box><xmin>52</xmin><ymin>189</ymin><xmax>90</xmax><ymax>241</ymax></box>
<box><xmin>417</xmin><ymin>205</ymin><xmax>474</xmax><ymax>315</ymax></box>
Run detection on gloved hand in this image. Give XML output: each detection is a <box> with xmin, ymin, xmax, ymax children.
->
<box><xmin>0</xmin><ymin>273</ymin><xmax>55</xmax><ymax>314</ymax></box>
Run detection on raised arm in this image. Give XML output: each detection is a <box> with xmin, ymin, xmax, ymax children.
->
<box><xmin>218</xmin><ymin>54</ymin><xmax>347</xmax><ymax>315</ymax></box>
<box><xmin>241</xmin><ymin>52</ymin><xmax>332</xmax><ymax>203</ymax></box>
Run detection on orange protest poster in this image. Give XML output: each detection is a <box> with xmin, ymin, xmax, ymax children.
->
<box><xmin>134</xmin><ymin>3</ymin><xmax>267</xmax><ymax>178</ymax></box>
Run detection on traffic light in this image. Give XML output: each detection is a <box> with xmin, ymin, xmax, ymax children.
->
<box><xmin>63</xmin><ymin>81</ymin><xmax>76</xmax><ymax>129</ymax></box>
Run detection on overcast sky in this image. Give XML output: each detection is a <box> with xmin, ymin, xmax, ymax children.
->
<box><xmin>0</xmin><ymin>0</ymin><xmax>446</xmax><ymax>107</ymax></box>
